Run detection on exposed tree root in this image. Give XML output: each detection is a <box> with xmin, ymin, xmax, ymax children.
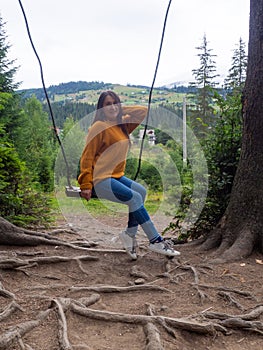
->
<box><xmin>0</xmin><ymin>309</ymin><xmax>52</xmax><ymax>349</ymax></box>
<box><xmin>67</xmin><ymin>300</ymin><xmax>217</xmax><ymax>335</ymax></box>
<box><xmin>144</xmin><ymin>322</ymin><xmax>164</xmax><ymax>350</ymax></box>
<box><xmin>203</xmin><ymin>305</ymin><xmax>263</xmax><ymax>321</ymax></box>
<box><xmin>69</xmin><ymin>284</ymin><xmax>172</xmax><ymax>294</ymax></box>
<box><xmin>0</xmin><ymin>301</ymin><xmax>23</xmax><ymax>321</ymax></box>
<box><xmin>219</xmin><ymin>318</ymin><xmax>263</xmax><ymax>335</ymax></box>
<box><xmin>196</xmin><ymin>284</ymin><xmax>256</xmax><ymax>300</ymax></box>
<box><xmin>198</xmin><ymin>215</ymin><xmax>262</xmax><ymax>263</ymax></box>
<box><xmin>0</xmin><ymin>284</ymin><xmax>262</xmax><ymax>349</ymax></box>
<box><xmin>52</xmin><ymin>299</ymin><xmax>72</xmax><ymax>350</ymax></box>
<box><xmin>218</xmin><ymin>291</ymin><xmax>245</xmax><ymax>311</ymax></box>
<box><xmin>0</xmin><ymin>217</ymin><xmax>123</xmax><ymax>254</ymax></box>
<box><xmin>200</xmin><ymin>305</ymin><xmax>263</xmax><ymax>335</ymax></box>
<box><xmin>0</xmin><ymin>254</ymin><xmax>98</xmax><ymax>271</ymax></box>
<box><xmin>1</xmin><ymin>215</ymin><xmax>262</xmax><ymax>348</ymax></box>
<box><xmin>0</xmin><ymin>282</ymin><xmax>15</xmax><ymax>299</ymax></box>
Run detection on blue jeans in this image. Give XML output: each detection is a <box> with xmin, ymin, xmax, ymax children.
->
<box><xmin>94</xmin><ymin>176</ymin><xmax>160</xmax><ymax>242</ymax></box>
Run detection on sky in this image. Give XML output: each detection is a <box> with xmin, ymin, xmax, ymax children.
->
<box><xmin>1</xmin><ymin>0</ymin><xmax>250</xmax><ymax>90</ymax></box>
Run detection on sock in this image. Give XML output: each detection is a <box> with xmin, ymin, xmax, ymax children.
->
<box><xmin>150</xmin><ymin>235</ymin><xmax>163</xmax><ymax>244</ymax></box>
<box><xmin>126</xmin><ymin>226</ymin><xmax>137</xmax><ymax>237</ymax></box>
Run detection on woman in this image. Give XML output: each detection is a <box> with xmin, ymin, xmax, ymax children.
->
<box><xmin>78</xmin><ymin>91</ymin><xmax>180</xmax><ymax>260</ymax></box>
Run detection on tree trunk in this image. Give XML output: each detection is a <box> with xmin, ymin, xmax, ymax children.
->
<box><xmin>200</xmin><ymin>0</ymin><xmax>263</xmax><ymax>261</ymax></box>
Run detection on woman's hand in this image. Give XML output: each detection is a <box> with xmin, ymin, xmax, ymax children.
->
<box><xmin>80</xmin><ymin>189</ymin><xmax>92</xmax><ymax>201</ymax></box>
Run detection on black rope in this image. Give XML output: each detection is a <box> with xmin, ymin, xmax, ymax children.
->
<box><xmin>18</xmin><ymin>0</ymin><xmax>173</xmax><ymax>185</ymax></box>
<box><xmin>18</xmin><ymin>0</ymin><xmax>72</xmax><ymax>188</ymax></box>
<box><xmin>133</xmin><ymin>0</ymin><xmax>173</xmax><ymax>180</ymax></box>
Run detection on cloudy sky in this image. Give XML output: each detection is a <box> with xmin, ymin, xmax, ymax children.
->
<box><xmin>1</xmin><ymin>0</ymin><xmax>250</xmax><ymax>89</ymax></box>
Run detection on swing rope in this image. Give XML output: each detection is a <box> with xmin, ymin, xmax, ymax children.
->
<box><xmin>18</xmin><ymin>0</ymin><xmax>72</xmax><ymax>188</ymax></box>
<box><xmin>133</xmin><ymin>0</ymin><xmax>173</xmax><ymax>180</ymax></box>
<box><xmin>17</xmin><ymin>0</ymin><xmax>173</xmax><ymax>187</ymax></box>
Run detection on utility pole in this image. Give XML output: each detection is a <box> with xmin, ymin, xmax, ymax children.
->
<box><xmin>183</xmin><ymin>95</ymin><xmax>187</xmax><ymax>166</ymax></box>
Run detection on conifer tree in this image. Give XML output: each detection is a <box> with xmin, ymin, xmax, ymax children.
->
<box><xmin>224</xmin><ymin>38</ymin><xmax>247</xmax><ymax>92</ymax></box>
<box><xmin>0</xmin><ymin>15</ymin><xmax>19</xmax><ymax>92</ymax></box>
<box><xmin>190</xmin><ymin>34</ymin><xmax>219</xmax><ymax>132</ymax></box>
<box><xmin>0</xmin><ymin>15</ymin><xmax>53</xmax><ymax>225</ymax></box>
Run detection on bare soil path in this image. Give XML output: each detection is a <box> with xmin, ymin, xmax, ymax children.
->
<box><xmin>0</xmin><ymin>211</ymin><xmax>263</xmax><ymax>349</ymax></box>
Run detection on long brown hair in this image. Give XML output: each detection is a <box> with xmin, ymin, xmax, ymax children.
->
<box><xmin>93</xmin><ymin>90</ymin><xmax>130</xmax><ymax>140</ymax></box>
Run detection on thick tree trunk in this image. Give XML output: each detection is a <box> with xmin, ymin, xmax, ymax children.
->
<box><xmin>200</xmin><ymin>0</ymin><xmax>263</xmax><ymax>261</ymax></box>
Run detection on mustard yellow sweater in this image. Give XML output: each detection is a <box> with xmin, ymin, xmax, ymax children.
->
<box><xmin>78</xmin><ymin>106</ymin><xmax>148</xmax><ymax>190</ymax></box>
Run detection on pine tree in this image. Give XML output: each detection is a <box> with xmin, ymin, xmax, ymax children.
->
<box><xmin>0</xmin><ymin>15</ymin><xmax>19</xmax><ymax>92</ymax></box>
<box><xmin>224</xmin><ymin>38</ymin><xmax>248</xmax><ymax>92</ymax></box>
<box><xmin>190</xmin><ymin>34</ymin><xmax>219</xmax><ymax>132</ymax></box>
<box><xmin>0</xmin><ymin>16</ymin><xmax>53</xmax><ymax>225</ymax></box>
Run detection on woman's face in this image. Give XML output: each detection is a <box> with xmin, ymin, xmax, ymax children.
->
<box><xmin>102</xmin><ymin>95</ymin><xmax>120</xmax><ymax>121</ymax></box>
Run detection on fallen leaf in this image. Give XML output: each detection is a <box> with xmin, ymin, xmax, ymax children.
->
<box><xmin>255</xmin><ymin>259</ymin><xmax>263</xmax><ymax>265</ymax></box>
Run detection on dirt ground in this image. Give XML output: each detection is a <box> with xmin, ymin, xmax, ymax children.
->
<box><xmin>0</xmin><ymin>210</ymin><xmax>263</xmax><ymax>350</ymax></box>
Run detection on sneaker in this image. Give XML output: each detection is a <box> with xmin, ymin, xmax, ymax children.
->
<box><xmin>119</xmin><ymin>230</ymin><xmax>138</xmax><ymax>260</ymax></box>
<box><xmin>149</xmin><ymin>240</ymin><xmax>180</xmax><ymax>257</ymax></box>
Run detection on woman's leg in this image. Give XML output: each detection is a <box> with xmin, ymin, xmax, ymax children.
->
<box><xmin>94</xmin><ymin>177</ymin><xmax>159</xmax><ymax>242</ymax></box>
<box><xmin>117</xmin><ymin>176</ymin><xmax>146</xmax><ymax>235</ymax></box>
<box><xmin>94</xmin><ymin>177</ymin><xmax>180</xmax><ymax>258</ymax></box>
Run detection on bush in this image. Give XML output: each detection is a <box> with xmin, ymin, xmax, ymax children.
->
<box><xmin>178</xmin><ymin>92</ymin><xmax>242</xmax><ymax>239</ymax></box>
<box><xmin>0</xmin><ymin>133</ymin><xmax>54</xmax><ymax>227</ymax></box>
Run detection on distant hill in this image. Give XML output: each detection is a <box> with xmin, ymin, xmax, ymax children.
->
<box><xmin>18</xmin><ymin>80</ymin><xmax>197</xmax><ymax>102</ymax></box>
<box><xmin>18</xmin><ymin>81</ymin><xmax>113</xmax><ymax>101</ymax></box>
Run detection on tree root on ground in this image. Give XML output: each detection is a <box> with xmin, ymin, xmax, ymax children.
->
<box><xmin>195</xmin><ymin>284</ymin><xmax>256</xmax><ymax>300</ymax></box>
<box><xmin>0</xmin><ymin>309</ymin><xmax>52</xmax><ymax>349</ymax></box>
<box><xmin>218</xmin><ymin>291</ymin><xmax>245</xmax><ymax>311</ymax></box>
<box><xmin>0</xmin><ymin>216</ymin><xmax>262</xmax><ymax>349</ymax></box>
<box><xmin>0</xmin><ymin>217</ymin><xmax>124</xmax><ymax>254</ymax></box>
<box><xmin>0</xmin><ymin>282</ymin><xmax>15</xmax><ymax>299</ymax></box>
<box><xmin>69</xmin><ymin>284</ymin><xmax>172</xmax><ymax>294</ymax></box>
<box><xmin>0</xmin><ymin>283</ymin><xmax>262</xmax><ymax>349</ymax></box>
<box><xmin>0</xmin><ymin>301</ymin><xmax>24</xmax><ymax>321</ymax></box>
<box><xmin>202</xmin><ymin>305</ymin><xmax>263</xmax><ymax>321</ymax></box>
<box><xmin>1</xmin><ymin>294</ymin><xmax>262</xmax><ymax>350</ymax></box>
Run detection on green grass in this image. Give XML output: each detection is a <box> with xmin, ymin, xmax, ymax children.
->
<box><xmin>53</xmin><ymin>189</ymin><xmax>170</xmax><ymax>221</ymax></box>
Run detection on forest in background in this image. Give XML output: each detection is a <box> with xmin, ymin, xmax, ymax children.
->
<box><xmin>0</xmin><ymin>10</ymin><xmax>247</xmax><ymax>239</ymax></box>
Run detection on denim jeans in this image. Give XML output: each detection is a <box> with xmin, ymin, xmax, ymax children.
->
<box><xmin>94</xmin><ymin>176</ymin><xmax>160</xmax><ymax>242</ymax></box>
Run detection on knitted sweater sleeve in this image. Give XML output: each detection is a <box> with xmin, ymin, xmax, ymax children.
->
<box><xmin>78</xmin><ymin>122</ymin><xmax>104</xmax><ymax>190</ymax></box>
<box><xmin>122</xmin><ymin>106</ymin><xmax>148</xmax><ymax>133</ymax></box>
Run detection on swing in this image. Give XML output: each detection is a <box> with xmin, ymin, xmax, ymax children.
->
<box><xmin>18</xmin><ymin>0</ymin><xmax>173</xmax><ymax>198</ymax></box>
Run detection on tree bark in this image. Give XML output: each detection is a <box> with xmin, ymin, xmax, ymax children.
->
<box><xmin>200</xmin><ymin>0</ymin><xmax>263</xmax><ymax>261</ymax></box>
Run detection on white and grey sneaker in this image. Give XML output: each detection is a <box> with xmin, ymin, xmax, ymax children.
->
<box><xmin>119</xmin><ymin>230</ymin><xmax>138</xmax><ymax>260</ymax></box>
<box><xmin>149</xmin><ymin>240</ymin><xmax>180</xmax><ymax>257</ymax></box>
